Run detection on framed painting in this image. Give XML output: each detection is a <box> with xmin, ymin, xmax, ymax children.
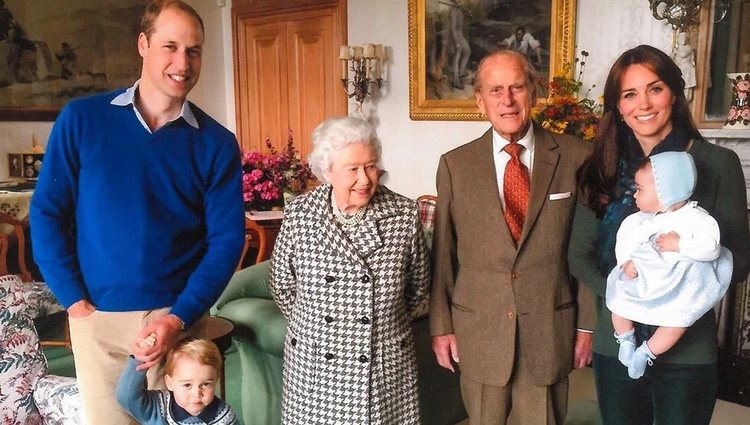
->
<box><xmin>408</xmin><ymin>0</ymin><xmax>577</xmax><ymax>121</ymax></box>
<box><xmin>0</xmin><ymin>0</ymin><xmax>148</xmax><ymax>121</ymax></box>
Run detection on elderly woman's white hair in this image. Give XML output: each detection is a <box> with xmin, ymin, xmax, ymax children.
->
<box><xmin>307</xmin><ymin>116</ymin><xmax>382</xmax><ymax>182</ymax></box>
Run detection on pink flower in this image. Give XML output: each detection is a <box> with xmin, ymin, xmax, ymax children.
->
<box><xmin>241</xmin><ymin>131</ymin><xmax>315</xmax><ymax>210</ymax></box>
<box><xmin>728</xmin><ymin>106</ymin><xmax>738</xmax><ymax>120</ymax></box>
<box><xmin>741</xmin><ymin>107</ymin><xmax>750</xmax><ymax>120</ymax></box>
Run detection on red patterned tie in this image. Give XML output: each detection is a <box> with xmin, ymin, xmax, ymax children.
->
<box><xmin>503</xmin><ymin>143</ymin><xmax>530</xmax><ymax>244</ymax></box>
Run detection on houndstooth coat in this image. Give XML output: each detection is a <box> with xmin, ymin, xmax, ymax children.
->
<box><xmin>269</xmin><ymin>184</ymin><xmax>430</xmax><ymax>425</ymax></box>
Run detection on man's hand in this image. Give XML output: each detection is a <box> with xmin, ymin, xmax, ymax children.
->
<box><xmin>655</xmin><ymin>231</ymin><xmax>680</xmax><ymax>252</ymax></box>
<box><xmin>132</xmin><ymin>314</ymin><xmax>183</xmax><ymax>371</ymax></box>
<box><xmin>432</xmin><ymin>334</ymin><xmax>459</xmax><ymax>372</ymax></box>
<box><xmin>573</xmin><ymin>331</ymin><xmax>593</xmax><ymax>369</ymax></box>
<box><xmin>622</xmin><ymin>260</ymin><xmax>638</xmax><ymax>279</ymax></box>
<box><xmin>67</xmin><ymin>299</ymin><xmax>96</xmax><ymax>319</ymax></box>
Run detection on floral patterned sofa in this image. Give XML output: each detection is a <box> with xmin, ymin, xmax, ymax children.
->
<box><xmin>0</xmin><ymin>274</ymin><xmax>82</xmax><ymax>424</ymax></box>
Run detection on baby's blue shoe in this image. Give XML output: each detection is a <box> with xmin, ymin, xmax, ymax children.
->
<box><xmin>628</xmin><ymin>342</ymin><xmax>656</xmax><ymax>379</ymax></box>
<box><xmin>614</xmin><ymin>329</ymin><xmax>636</xmax><ymax>367</ymax></box>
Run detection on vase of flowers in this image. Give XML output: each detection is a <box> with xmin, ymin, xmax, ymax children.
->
<box><xmin>241</xmin><ymin>130</ymin><xmax>315</xmax><ymax>212</ymax></box>
<box><xmin>724</xmin><ymin>73</ymin><xmax>750</xmax><ymax>129</ymax></box>
<box><xmin>531</xmin><ymin>51</ymin><xmax>601</xmax><ymax>141</ymax></box>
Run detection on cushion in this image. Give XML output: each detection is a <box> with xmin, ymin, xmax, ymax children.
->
<box><xmin>21</xmin><ymin>280</ymin><xmax>64</xmax><ymax>320</ymax></box>
<box><xmin>0</xmin><ymin>274</ymin><xmax>47</xmax><ymax>425</ymax></box>
<box><xmin>412</xmin><ymin>196</ymin><xmax>436</xmax><ymax>319</ymax></box>
<box><xmin>33</xmin><ymin>375</ymin><xmax>83</xmax><ymax>425</ymax></box>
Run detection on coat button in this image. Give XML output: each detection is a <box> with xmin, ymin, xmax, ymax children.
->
<box><xmin>361</xmin><ymin>275</ymin><xmax>370</xmax><ymax>283</ymax></box>
<box><xmin>511</xmin><ymin>272</ymin><xmax>520</xmax><ymax>279</ymax></box>
<box><xmin>360</xmin><ymin>316</ymin><xmax>370</xmax><ymax>325</ymax></box>
<box><xmin>324</xmin><ymin>352</ymin><xmax>334</xmax><ymax>360</ymax></box>
<box><xmin>324</xmin><ymin>315</ymin><xmax>334</xmax><ymax>323</ymax></box>
<box><xmin>291</xmin><ymin>338</ymin><xmax>297</xmax><ymax>346</ymax></box>
<box><xmin>325</xmin><ymin>275</ymin><xmax>335</xmax><ymax>283</ymax></box>
<box><xmin>358</xmin><ymin>355</ymin><xmax>368</xmax><ymax>363</ymax></box>
<box><xmin>507</xmin><ymin>311</ymin><xmax>515</xmax><ymax>319</ymax></box>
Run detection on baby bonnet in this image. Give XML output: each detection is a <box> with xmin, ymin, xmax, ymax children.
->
<box><xmin>649</xmin><ymin>151</ymin><xmax>696</xmax><ymax>209</ymax></box>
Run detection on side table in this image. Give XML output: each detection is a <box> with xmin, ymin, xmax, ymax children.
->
<box><xmin>239</xmin><ymin>211</ymin><xmax>284</xmax><ymax>268</ymax></box>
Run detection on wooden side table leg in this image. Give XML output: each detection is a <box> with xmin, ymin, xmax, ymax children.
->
<box><xmin>236</xmin><ymin>234</ymin><xmax>251</xmax><ymax>271</ymax></box>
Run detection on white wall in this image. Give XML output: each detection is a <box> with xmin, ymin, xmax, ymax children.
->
<box><xmin>0</xmin><ymin>0</ymin><xmax>234</xmax><ymax>180</ymax></box>
<box><xmin>574</xmin><ymin>0</ymin><xmax>672</xmax><ymax>101</ymax></box>
<box><xmin>0</xmin><ymin>0</ymin><xmax>678</xmax><ymax>193</ymax></box>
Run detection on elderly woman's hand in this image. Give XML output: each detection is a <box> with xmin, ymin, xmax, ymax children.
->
<box><xmin>432</xmin><ymin>334</ymin><xmax>459</xmax><ymax>372</ymax></box>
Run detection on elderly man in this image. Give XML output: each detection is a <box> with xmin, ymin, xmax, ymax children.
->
<box><xmin>30</xmin><ymin>1</ymin><xmax>244</xmax><ymax>424</ymax></box>
<box><xmin>430</xmin><ymin>50</ymin><xmax>594</xmax><ymax>424</ymax></box>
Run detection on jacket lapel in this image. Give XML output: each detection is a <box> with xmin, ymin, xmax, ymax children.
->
<box><xmin>311</xmin><ymin>185</ymin><xmax>367</xmax><ymax>267</ymax></box>
<box><xmin>351</xmin><ymin>187</ymin><xmax>397</xmax><ymax>258</ymax></box>
<box><xmin>517</xmin><ymin>127</ymin><xmax>559</xmax><ymax>248</ymax></box>
<box><xmin>313</xmin><ymin>185</ymin><xmax>397</xmax><ymax>266</ymax></box>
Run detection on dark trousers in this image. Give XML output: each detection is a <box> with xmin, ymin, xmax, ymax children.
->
<box><xmin>592</xmin><ymin>353</ymin><xmax>717</xmax><ymax>425</ymax></box>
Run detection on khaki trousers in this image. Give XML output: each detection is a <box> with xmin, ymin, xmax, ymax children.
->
<box><xmin>460</xmin><ymin>352</ymin><xmax>569</xmax><ymax>425</ymax></box>
<box><xmin>69</xmin><ymin>308</ymin><xmax>208</xmax><ymax>425</ymax></box>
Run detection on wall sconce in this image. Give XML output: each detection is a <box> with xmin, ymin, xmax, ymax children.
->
<box><xmin>339</xmin><ymin>44</ymin><xmax>387</xmax><ymax>113</ymax></box>
<box><xmin>648</xmin><ymin>0</ymin><xmax>705</xmax><ymax>30</ymax></box>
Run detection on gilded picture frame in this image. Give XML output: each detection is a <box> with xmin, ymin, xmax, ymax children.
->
<box><xmin>408</xmin><ymin>0</ymin><xmax>577</xmax><ymax>121</ymax></box>
<box><xmin>0</xmin><ymin>0</ymin><xmax>147</xmax><ymax>121</ymax></box>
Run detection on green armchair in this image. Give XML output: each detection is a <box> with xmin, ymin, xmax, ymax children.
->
<box><xmin>211</xmin><ymin>261</ymin><xmax>467</xmax><ymax>425</ymax></box>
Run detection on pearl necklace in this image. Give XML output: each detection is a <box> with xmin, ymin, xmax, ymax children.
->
<box><xmin>331</xmin><ymin>193</ymin><xmax>368</xmax><ymax>231</ymax></box>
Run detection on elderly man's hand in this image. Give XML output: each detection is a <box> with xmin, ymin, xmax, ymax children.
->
<box><xmin>573</xmin><ymin>331</ymin><xmax>593</xmax><ymax>368</ymax></box>
<box><xmin>132</xmin><ymin>314</ymin><xmax>183</xmax><ymax>371</ymax></box>
<box><xmin>432</xmin><ymin>334</ymin><xmax>459</xmax><ymax>372</ymax></box>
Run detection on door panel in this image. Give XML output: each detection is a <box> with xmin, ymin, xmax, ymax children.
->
<box><xmin>233</xmin><ymin>3</ymin><xmax>346</xmax><ymax>158</ymax></box>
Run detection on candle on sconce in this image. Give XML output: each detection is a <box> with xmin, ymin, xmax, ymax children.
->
<box><xmin>341</xmin><ymin>59</ymin><xmax>348</xmax><ymax>80</ymax></box>
<box><xmin>339</xmin><ymin>45</ymin><xmax>351</xmax><ymax>60</ymax></box>
<box><xmin>352</xmin><ymin>46</ymin><xmax>364</xmax><ymax>59</ymax></box>
<box><xmin>363</xmin><ymin>43</ymin><xmax>375</xmax><ymax>59</ymax></box>
<box><xmin>373</xmin><ymin>44</ymin><xmax>385</xmax><ymax>79</ymax></box>
<box><xmin>375</xmin><ymin>44</ymin><xmax>386</xmax><ymax>60</ymax></box>
<box><xmin>339</xmin><ymin>45</ymin><xmax>351</xmax><ymax>80</ymax></box>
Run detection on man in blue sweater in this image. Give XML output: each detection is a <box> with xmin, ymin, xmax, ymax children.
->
<box><xmin>29</xmin><ymin>1</ymin><xmax>245</xmax><ymax>424</ymax></box>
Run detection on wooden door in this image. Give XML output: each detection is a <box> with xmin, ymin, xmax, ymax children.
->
<box><xmin>235</xmin><ymin>20</ymin><xmax>289</xmax><ymax>154</ymax></box>
<box><xmin>233</xmin><ymin>2</ymin><xmax>346</xmax><ymax>157</ymax></box>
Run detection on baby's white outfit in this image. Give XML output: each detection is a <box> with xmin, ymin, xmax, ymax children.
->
<box><xmin>606</xmin><ymin>201</ymin><xmax>733</xmax><ymax>327</ymax></box>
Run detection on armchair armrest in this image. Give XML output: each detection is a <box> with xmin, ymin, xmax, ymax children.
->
<box><xmin>211</xmin><ymin>261</ymin><xmax>272</xmax><ymax>314</ymax></box>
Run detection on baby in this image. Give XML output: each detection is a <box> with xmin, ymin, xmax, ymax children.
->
<box><xmin>116</xmin><ymin>335</ymin><xmax>239</xmax><ymax>424</ymax></box>
<box><xmin>606</xmin><ymin>151</ymin><xmax>733</xmax><ymax>379</ymax></box>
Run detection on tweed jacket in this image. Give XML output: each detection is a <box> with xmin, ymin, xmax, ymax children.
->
<box><xmin>269</xmin><ymin>184</ymin><xmax>430</xmax><ymax>425</ymax></box>
<box><xmin>569</xmin><ymin>137</ymin><xmax>750</xmax><ymax>363</ymax></box>
<box><xmin>430</xmin><ymin>126</ymin><xmax>594</xmax><ymax>387</ymax></box>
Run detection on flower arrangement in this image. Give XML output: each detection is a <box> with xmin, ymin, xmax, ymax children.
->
<box><xmin>725</xmin><ymin>73</ymin><xmax>750</xmax><ymax>127</ymax></box>
<box><xmin>241</xmin><ymin>130</ymin><xmax>315</xmax><ymax>211</ymax></box>
<box><xmin>532</xmin><ymin>51</ymin><xmax>602</xmax><ymax>141</ymax></box>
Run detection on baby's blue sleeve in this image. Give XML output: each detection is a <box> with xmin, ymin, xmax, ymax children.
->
<box><xmin>115</xmin><ymin>356</ymin><xmax>163</xmax><ymax>424</ymax></box>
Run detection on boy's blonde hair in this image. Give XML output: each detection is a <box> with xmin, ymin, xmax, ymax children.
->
<box><xmin>164</xmin><ymin>337</ymin><xmax>222</xmax><ymax>375</ymax></box>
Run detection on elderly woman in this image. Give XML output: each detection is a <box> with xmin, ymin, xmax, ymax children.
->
<box><xmin>269</xmin><ymin>116</ymin><xmax>430</xmax><ymax>424</ymax></box>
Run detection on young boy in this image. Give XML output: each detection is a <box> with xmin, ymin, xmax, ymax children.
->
<box><xmin>117</xmin><ymin>336</ymin><xmax>239</xmax><ymax>425</ymax></box>
<box><xmin>606</xmin><ymin>151</ymin><xmax>733</xmax><ymax>379</ymax></box>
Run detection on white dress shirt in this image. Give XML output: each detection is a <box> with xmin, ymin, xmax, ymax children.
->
<box><xmin>492</xmin><ymin>123</ymin><xmax>535</xmax><ymax>210</ymax></box>
<box><xmin>110</xmin><ymin>80</ymin><xmax>199</xmax><ymax>133</ymax></box>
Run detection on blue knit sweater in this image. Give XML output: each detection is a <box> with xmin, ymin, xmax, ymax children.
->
<box><xmin>30</xmin><ymin>90</ymin><xmax>245</xmax><ymax>326</ymax></box>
